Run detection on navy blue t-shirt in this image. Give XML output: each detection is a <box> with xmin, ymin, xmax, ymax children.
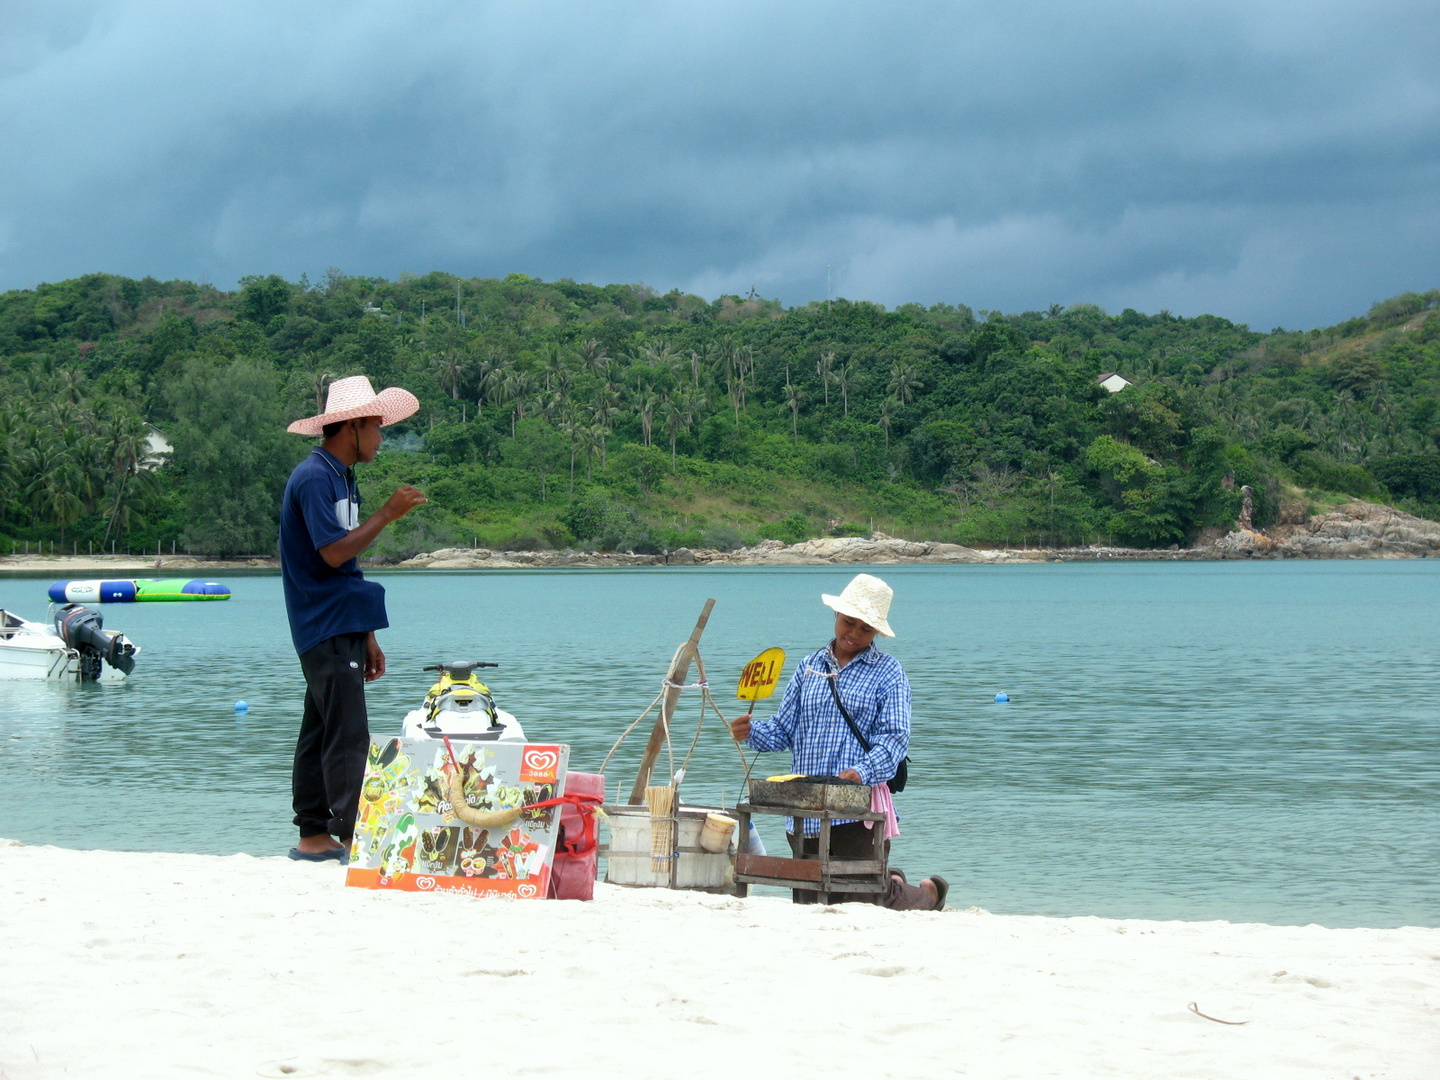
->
<box><xmin>279</xmin><ymin>447</ymin><xmax>388</xmax><ymax>656</ymax></box>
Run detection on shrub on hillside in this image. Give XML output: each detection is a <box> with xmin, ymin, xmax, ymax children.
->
<box><xmin>1290</xmin><ymin>452</ymin><xmax>1384</xmax><ymax>501</ymax></box>
<box><xmin>758</xmin><ymin>513</ymin><xmax>811</xmax><ymax>545</ymax></box>
<box><xmin>1368</xmin><ymin>453</ymin><xmax>1440</xmax><ymax>502</ymax></box>
<box><xmin>700</xmin><ymin>522</ymin><xmax>746</xmax><ymax>551</ymax></box>
<box><xmin>559</xmin><ymin>491</ymin><xmax>660</xmax><ymax>553</ymax></box>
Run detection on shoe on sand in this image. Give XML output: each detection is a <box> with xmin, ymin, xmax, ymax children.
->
<box><xmin>288</xmin><ymin>847</ymin><xmax>344</xmax><ymax>862</ymax></box>
<box><xmin>927</xmin><ymin>875</ymin><xmax>949</xmax><ymax>910</ymax></box>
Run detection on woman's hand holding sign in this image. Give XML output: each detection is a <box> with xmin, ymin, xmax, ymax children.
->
<box><xmin>731</xmin><ymin>647</ymin><xmax>784</xmax><ymax>743</ymax></box>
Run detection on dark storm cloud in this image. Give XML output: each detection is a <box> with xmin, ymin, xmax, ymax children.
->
<box><xmin>1</xmin><ymin>0</ymin><xmax>1437</xmax><ymax>327</ymax></box>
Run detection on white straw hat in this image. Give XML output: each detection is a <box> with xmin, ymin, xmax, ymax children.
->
<box><xmin>821</xmin><ymin>573</ymin><xmax>895</xmax><ymax>637</ymax></box>
<box><xmin>287</xmin><ymin>375</ymin><xmax>420</xmax><ymax>436</ymax></box>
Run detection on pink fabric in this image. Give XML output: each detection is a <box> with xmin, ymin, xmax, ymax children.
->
<box><xmin>864</xmin><ymin>781</ymin><xmax>900</xmax><ymax>839</ymax></box>
<box><xmin>547</xmin><ymin>772</ymin><xmax>605</xmax><ymax>900</ymax></box>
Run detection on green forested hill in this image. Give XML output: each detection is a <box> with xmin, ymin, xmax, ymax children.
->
<box><xmin>1</xmin><ymin>270</ymin><xmax>1437</xmax><ymax>558</ymax></box>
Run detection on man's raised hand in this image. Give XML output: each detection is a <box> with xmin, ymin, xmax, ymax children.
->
<box><xmin>382</xmin><ymin>485</ymin><xmax>427</xmax><ymax>522</ymax></box>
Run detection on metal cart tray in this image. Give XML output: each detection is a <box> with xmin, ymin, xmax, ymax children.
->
<box><xmin>747</xmin><ymin>778</ymin><xmax>872</xmax><ymax>813</ymax></box>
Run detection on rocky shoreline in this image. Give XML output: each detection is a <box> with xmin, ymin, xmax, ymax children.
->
<box><xmin>396</xmin><ymin>500</ymin><xmax>1440</xmax><ymax>569</ymax></box>
<box><xmin>2</xmin><ymin>501</ymin><xmax>1436</xmax><ymax>575</ymax></box>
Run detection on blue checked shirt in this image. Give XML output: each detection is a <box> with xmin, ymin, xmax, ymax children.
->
<box><xmin>745</xmin><ymin>642</ymin><xmax>911</xmax><ymax>834</ymax></box>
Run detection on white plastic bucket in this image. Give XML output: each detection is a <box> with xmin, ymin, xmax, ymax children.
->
<box><xmin>603</xmin><ymin>805</ymin><xmax>732</xmax><ymax>889</ymax></box>
<box><xmin>699</xmin><ymin>812</ymin><xmax>737</xmax><ymax>853</ymax></box>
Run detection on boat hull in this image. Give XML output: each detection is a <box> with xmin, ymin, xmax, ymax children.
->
<box><xmin>400</xmin><ymin>707</ymin><xmax>525</xmax><ymax>742</ymax></box>
<box><xmin>0</xmin><ymin>638</ymin><xmax>75</xmax><ymax>679</ymax></box>
<box><xmin>0</xmin><ymin>611</ymin><xmax>135</xmax><ymax>681</ymax></box>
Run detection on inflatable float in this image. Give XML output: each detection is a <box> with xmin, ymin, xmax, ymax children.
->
<box><xmin>48</xmin><ymin>578</ymin><xmax>231</xmax><ymax>603</ymax></box>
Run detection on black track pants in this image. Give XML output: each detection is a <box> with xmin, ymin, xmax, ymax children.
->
<box><xmin>292</xmin><ymin>633</ymin><xmax>370</xmax><ymax>842</ymax></box>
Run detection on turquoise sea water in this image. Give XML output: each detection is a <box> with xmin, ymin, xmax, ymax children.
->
<box><xmin>1</xmin><ymin>561</ymin><xmax>1436</xmax><ymax>928</ymax></box>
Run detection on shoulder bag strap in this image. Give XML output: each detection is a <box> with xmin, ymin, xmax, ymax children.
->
<box><xmin>825</xmin><ymin>659</ymin><xmax>871</xmax><ymax>753</ymax></box>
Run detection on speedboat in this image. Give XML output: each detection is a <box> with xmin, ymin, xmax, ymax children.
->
<box><xmin>0</xmin><ymin>604</ymin><xmax>139</xmax><ymax>681</ymax></box>
<box><xmin>399</xmin><ymin>661</ymin><xmax>525</xmax><ymax>741</ymax></box>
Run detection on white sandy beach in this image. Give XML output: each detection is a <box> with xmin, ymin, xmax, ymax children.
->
<box><xmin>1</xmin><ymin>839</ymin><xmax>1435</xmax><ymax>1080</ymax></box>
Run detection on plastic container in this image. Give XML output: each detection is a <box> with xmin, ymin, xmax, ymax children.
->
<box><xmin>603</xmin><ymin>804</ymin><xmax>732</xmax><ymax>889</ymax></box>
<box><xmin>699</xmin><ymin>812</ymin><xmax>737</xmax><ymax>853</ymax></box>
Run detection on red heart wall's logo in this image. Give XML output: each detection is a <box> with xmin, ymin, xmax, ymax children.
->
<box><xmin>415</xmin><ymin>876</ymin><xmax>437</xmax><ymax>891</ymax></box>
<box><xmin>520</xmin><ymin>746</ymin><xmax>561</xmax><ymax>782</ymax></box>
<box><xmin>516</xmin><ymin>883</ymin><xmax>538</xmax><ymax>898</ymax></box>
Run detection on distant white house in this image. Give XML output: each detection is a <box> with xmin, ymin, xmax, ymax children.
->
<box><xmin>141</xmin><ymin>425</ymin><xmax>172</xmax><ymax>471</ymax></box>
<box><xmin>1097</xmin><ymin>372</ymin><xmax>1133</xmax><ymax>394</ymax></box>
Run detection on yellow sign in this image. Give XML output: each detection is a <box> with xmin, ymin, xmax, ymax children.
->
<box><xmin>737</xmin><ymin>647</ymin><xmax>786</xmax><ymax>703</ymax></box>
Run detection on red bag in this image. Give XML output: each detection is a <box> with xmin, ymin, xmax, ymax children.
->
<box><xmin>545</xmin><ymin>772</ymin><xmax>605</xmax><ymax>901</ymax></box>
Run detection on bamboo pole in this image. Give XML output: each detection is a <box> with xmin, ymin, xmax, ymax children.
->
<box><xmin>627</xmin><ymin>598</ymin><xmax>715</xmax><ymax>804</ymax></box>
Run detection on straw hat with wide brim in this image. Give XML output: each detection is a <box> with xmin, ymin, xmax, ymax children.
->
<box><xmin>821</xmin><ymin>573</ymin><xmax>896</xmax><ymax>637</ymax></box>
<box><xmin>287</xmin><ymin>375</ymin><xmax>420</xmax><ymax>436</ymax></box>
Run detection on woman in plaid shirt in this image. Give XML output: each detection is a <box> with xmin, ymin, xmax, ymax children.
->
<box><xmin>731</xmin><ymin>574</ymin><xmax>947</xmax><ymax>910</ymax></box>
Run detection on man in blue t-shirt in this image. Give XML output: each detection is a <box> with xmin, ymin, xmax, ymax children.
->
<box><xmin>280</xmin><ymin>375</ymin><xmax>426</xmax><ymax>862</ymax></box>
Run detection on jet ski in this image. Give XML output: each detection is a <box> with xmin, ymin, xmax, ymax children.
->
<box><xmin>399</xmin><ymin>661</ymin><xmax>526</xmax><ymax>742</ymax></box>
<box><xmin>0</xmin><ymin>604</ymin><xmax>139</xmax><ymax>681</ymax></box>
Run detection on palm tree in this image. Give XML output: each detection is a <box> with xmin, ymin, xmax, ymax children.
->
<box><xmin>737</xmin><ymin>345</ymin><xmax>755</xmax><ymax>392</ymax></box>
<box><xmin>0</xmin><ymin>406</ymin><xmax>17</xmax><ymax>521</ymax></box>
<box><xmin>576</xmin><ymin>338</ymin><xmax>610</xmax><ymax>378</ymax></box>
<box><xmin>98</xmin><ymin>412</ymin><xmax>149</xmax><ymax>528</ymax></box>
<box><xmin>498</xmin><ymin>369</ymin><xmax>536</xmax><ymax>436</ymax></box>
<box><xmin>888</xmin><ymin>359</ymin><xmax>923</xmax><ymax>405</ymax></box>
<box><xmin>836</xmin><ymin>359</ymin><xmax>858</xmax><ymax>418</ymax></box>
<box><xmin>581</xmin><ymin>423</ymin><xmax>606</xmax><ymax>480</ymax></box>
<box><xmin>559</xmin><ymin>405</ymin><xmax>583</xmax><ymax>495</ymax></box>
<box><xmin>688</xmin><ymin>342</ymin><xmax>718</xmax><ymax>389</ymax></box>
<box><xmin>661</xmin><ymin>391</ymin><xmax>693</xmax><ymax>469</ymax></box>
<box><xmin>727</xmin><ymin>344</ymin><xmax>753</xmax><ymax>420</ymax></box>
<box><xmin>469</xmin><ymin>345</ymin><xmax>504</xmax><ymax>410</ymax></box>
<box><xmin>432</xmin><ymin>347</ymin><xmax>469</xmax><ymax>399</ymax></box>
<box><xmin>540</xmin><ymin>343</ymin><xmax>574</xmax><ymax>403</ymax></box>
<box><xmin>536</xmin><ymin>387</ymin><xmax>565</xmax><ymax>424</ymax></box>
<box><xmin>783</xmin><ymin>367</ymin><xmax>807</xmax><ymax>443</ymax></box>
<box><xmin>816</xmin><ymin>351</ymin><xmax>835</xmax><ymax>406</ymax></box>
<box><xmin>877</xmin><ymin>396</ymin><xmax>897</xmax><ymax>450</ymax></box>
<box><xmin>589</xmin><ymin>387</ymin><xmax>620</xmax><ymax>467</ymax></box>
<box><xmin>57</xmin><ymin>366</ymin><xmax>86</xmax><ymax>406</ymax></box>
<box><xmin>1333</xmin><ymin>391</ymin><xmax>1359</xmax><ymax>462</ymax></box>
<box><xmin>722</xmin><ymin>345</ymin><xmax>742</xmax><ymax>426</ymax></box>
<box><xmin>56</xmin><ymin>423</ymin><xmax>101</xmax><ymax>515</ymax></box>
<box><xmin>479</xmin><ymin>360</ymin><xmax>509</xmax><ymax>413</ymax></box>
<box><xmin>25</xmin><ymin>442</ymin><xmax>84</xmax><ymax>541</ymax></box>
<box><xmin>640</xmin><ymin>340</ymin><xmax>675</xmax><ymax>371</ymax></box>
<box><xmin>636</xmin><ymin>389</ymin><xmax>660</xmax><ymax>447</ymax></box>
<box><xmin>299</xmin><ymin>356</ymin><xmax>334</xmax><ymax>412</ymax></box>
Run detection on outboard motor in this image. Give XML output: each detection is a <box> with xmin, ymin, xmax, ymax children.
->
<box><xmin>54</xmin><ymin>604</ymin><xmax>137</xmax><ymax>680</ymax></box>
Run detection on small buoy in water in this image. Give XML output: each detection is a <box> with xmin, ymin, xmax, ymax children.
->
<box><xmin>995</xmin><ymin>692</ymin><xmax>1009</xmax><ymax>703</ymax></box>
<box><xmin>234</xmin><ymin>700</ymin><xmax>249</xmax><ymax>714</ymax></box>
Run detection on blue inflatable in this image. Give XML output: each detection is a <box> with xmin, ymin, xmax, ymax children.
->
<box><xmin>48</xmin><ymin>578</ymin><xmax>231</xmax><ymax>603</ymax></box>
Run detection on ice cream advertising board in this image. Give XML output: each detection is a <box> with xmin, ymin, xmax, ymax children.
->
<box><xmin>346</xmin><ymin>738</ymin><xmax>570</xmax><ymax>898</ymax></box>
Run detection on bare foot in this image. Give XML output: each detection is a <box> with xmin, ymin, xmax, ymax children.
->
<box><xmin>295</xmin><ymin>835</ymin><xmax>344</xmax><ymax>855</ymax></box>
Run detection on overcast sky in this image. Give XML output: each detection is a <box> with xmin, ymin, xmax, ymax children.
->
<box><xmin>2</xmin><ymin>1</ymin><xmax>1437</xmax><ymax>329</ymax></box>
